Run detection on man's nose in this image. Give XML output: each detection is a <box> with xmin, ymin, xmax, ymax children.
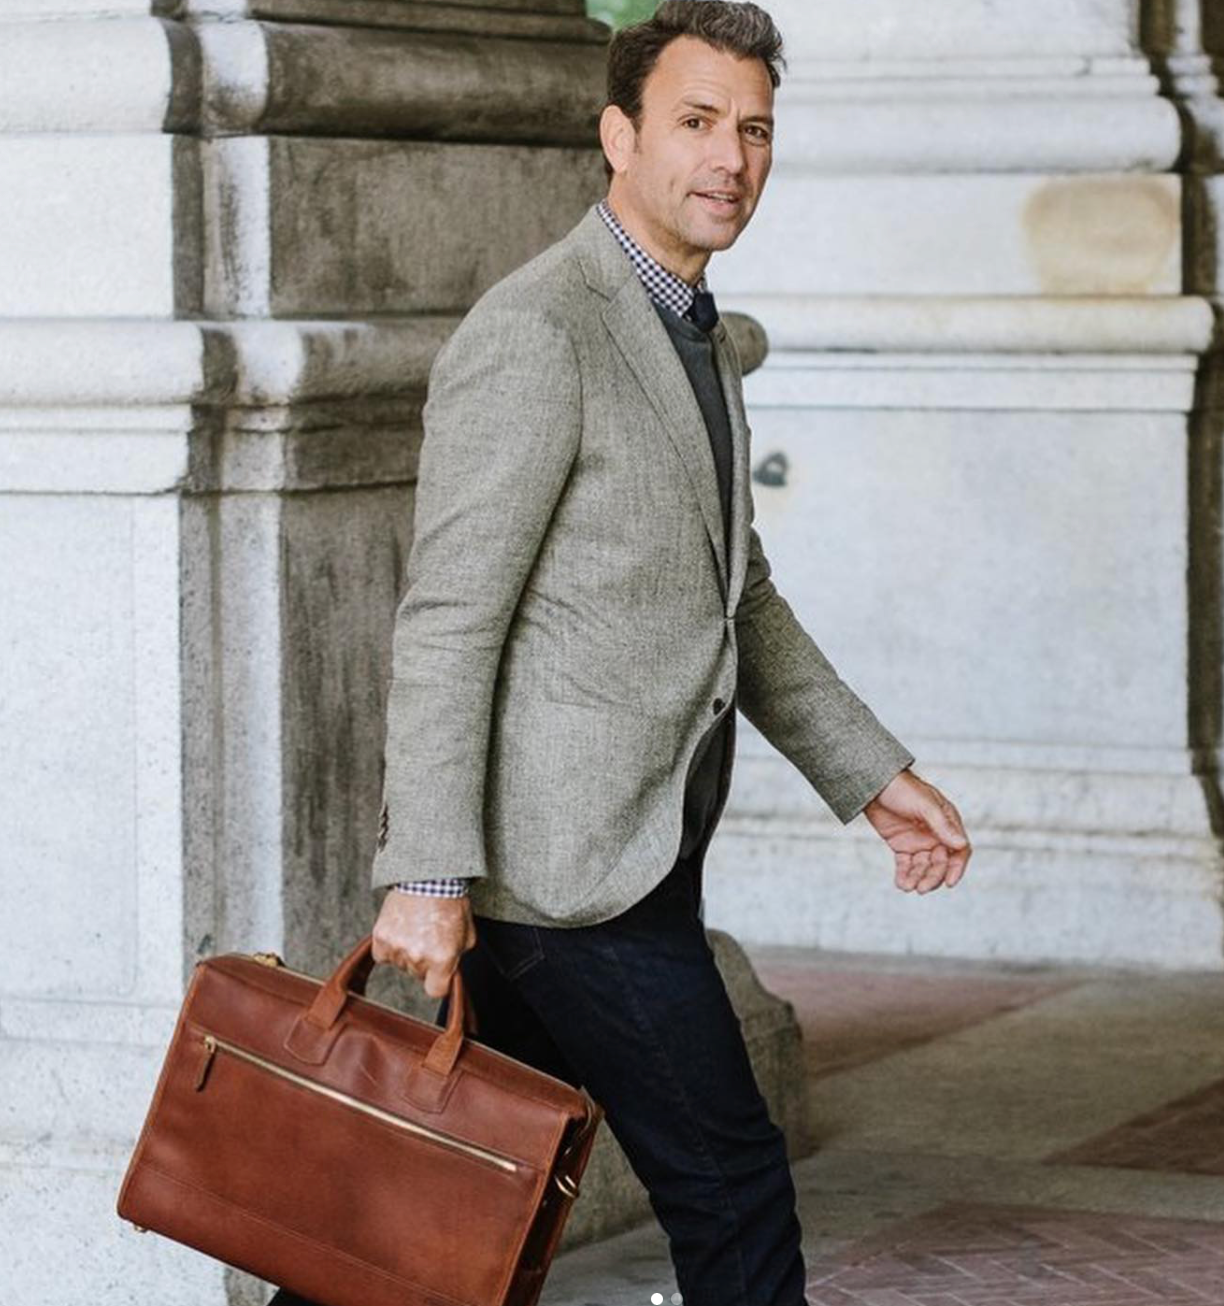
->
<box><xmin>707</xmin><ymin>123</ymin><xmax>747</xmax><ymax>177</ymax></box>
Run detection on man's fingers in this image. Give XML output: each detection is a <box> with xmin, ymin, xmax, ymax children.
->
<box><xmin>894</xmin><ymin>850</ymin><xmax>910</xmax><ymax>889</ymax></box>
<box><xmin>420</xmin><ymin>961</ymin><xmax>459</xmax><ymax>997</ymax></box>
<box><xmin>915</xmin><ymin>844</ymin><xmax>948</xmax><ymax>893</ymax></box>
<box><xmin>896</xmin><ymin>840</ymin><xmax>972</xmax><ymax>892</ymax></box>
<box><xmin>944</xmin><ymin>845</ymin><xmax>971</xmax><ymax>888</ymax></box>
<box><xmin>916</xmin><ymin>785</ymin><xmax>972</xmax><ymax>890</ymax></box>
<box><xmin>372</xmin><ymin>940</ymin><xmax>424</xmax><ymax>980</ymax></box>
<box><xmin>373</xmin><ymin>944</ymin><xmax>456</xmax><ymax>995</ymax></box>
<box><xmin>380</xmin><ymin>944</ymin><xmax>462</xmax><ymax>992</ymax></box>
<box><xmin>372</xmin><ymin>924</ymin><xmax>449</xmax><ymax>985</ymax></box>
<box><xmin>897</xmin><ymin>849</ymin><xmax>927</xmax><ymax>891</ymax></box>
<box><xmin>921</xmin><ymin>844</ymin><xmax>947</xmax><ymax>882</ymax></box>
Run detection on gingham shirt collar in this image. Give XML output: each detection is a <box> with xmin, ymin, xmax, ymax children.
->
<box><xmin>596</xmin><ymin>198</ymin><xmax>709</xmax><ymax>319</ymax></box>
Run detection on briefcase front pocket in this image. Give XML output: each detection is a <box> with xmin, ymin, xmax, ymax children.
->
<box><xmin>193</xmin><ymin>1029</ymin><xmax>525</xmax><ymax>1175</ymax></box>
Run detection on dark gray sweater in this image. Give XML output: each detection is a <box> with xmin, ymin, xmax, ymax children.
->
<box><xmin>652</xmin><ymin>301</ymin><xmax>735</xmax><ymax>860</ymax></box>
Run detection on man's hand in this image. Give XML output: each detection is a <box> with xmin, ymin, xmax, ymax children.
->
<box><xmin>862</xmin><ymin>767</ymin><xmax>972</xmax><ymax>894</ymax></box>
<box><xmin>371</xmin><ymin>891</ymin><xmax>478</xmax><ymax>999</ymax></box>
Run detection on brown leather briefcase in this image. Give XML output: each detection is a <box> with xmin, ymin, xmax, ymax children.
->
<box><xmin>116</xmin><ymin>934</ymin><xmax>603</xmax><ymax>1306</ymax></box>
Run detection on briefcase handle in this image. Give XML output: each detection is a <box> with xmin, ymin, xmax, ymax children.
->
<box><xmin>303</xmin><ymin>934</ymin><xmax>474</xmax><ymax>1079</ymax></box>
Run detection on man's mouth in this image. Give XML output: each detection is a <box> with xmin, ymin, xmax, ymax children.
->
<box><xmin>692</xmin><ymin>189</ymin><xmax>744</xmax><ymax>214</ymax></box>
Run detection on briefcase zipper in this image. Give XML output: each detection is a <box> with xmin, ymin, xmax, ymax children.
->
<box><xmin>194</xmin><ymin>1032</ymin><xmax>520</xmax><ymax>1174</ymax></box>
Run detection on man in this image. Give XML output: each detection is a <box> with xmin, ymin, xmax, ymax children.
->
<box><xmin>279</xmin><ymin>4</ymin><xmax>971</xmax><ymax>1304</ymax></box>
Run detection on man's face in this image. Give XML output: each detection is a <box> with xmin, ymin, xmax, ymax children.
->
<box><xmin>604</xmin><ymin>34</ymin><xmax>775</xmax><ymax>271</ymax></box>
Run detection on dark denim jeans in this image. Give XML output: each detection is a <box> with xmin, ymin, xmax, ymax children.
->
<box><xmin>269</xmin><ymin>853</ymin><xmax>807</xmax><ymax>1306</ymax></box>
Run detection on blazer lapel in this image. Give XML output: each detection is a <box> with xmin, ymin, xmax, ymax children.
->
<box><xmin>601</xmin><ymin>285</ymin><xmax>729</xmax><ymax>593</ymax></box>
<box><xmin>570</xmin><ymin>205</ymin><xmax>729</xmax><ymax>595</ymax></box>
<box><xmin>710</xmin><ymin>318</ymin><xmax>751</xmax><ymax>617</ymax></box>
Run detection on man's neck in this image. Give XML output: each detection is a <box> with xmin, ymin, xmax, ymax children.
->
<box><xmin>603</xmin><ymin>192</ymin><xmax>711</xmax><ymax>287</ymax></box>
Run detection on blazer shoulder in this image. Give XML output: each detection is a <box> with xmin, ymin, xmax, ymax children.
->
<box><xmin>454</xmin><ymin>228</ymin><xmax>596</xmax><ymax>342</ymax></box>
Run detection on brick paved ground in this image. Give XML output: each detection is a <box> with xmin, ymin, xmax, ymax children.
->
<box><xmin>806</xmin><ymin>1201</ymin><xmax>1224</xmax><ymax>1304</ymax></box>
<box><xmin>542</xmin><ymin>949</ymin><xmax>1224</xmax><ymax>1306</ymax></box>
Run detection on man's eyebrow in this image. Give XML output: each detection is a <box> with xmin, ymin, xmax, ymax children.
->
<box><xmin>676</xmin><ymin>99</ymin><xmax>723</xmax><ymax>115</ymax></box>
<box><xmin>675</xmin><ymin>99</ymin><xmax>774</xmax><ymax>127</ymax></box>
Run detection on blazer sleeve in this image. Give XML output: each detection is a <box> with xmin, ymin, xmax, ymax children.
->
<box><xmin>371</xmin><ymin>305</ymin><xmax>581</xmax><ymax>890</ymax></box>
<box><xmin>733</xmin><ymin>490</ymin><xmax>915</xmax><ymax>824</ymax></box>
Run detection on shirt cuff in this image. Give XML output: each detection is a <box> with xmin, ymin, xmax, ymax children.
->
<box><xmin>392</xmin><ymin>878</ymin><xmax>471</xmax><ymax>898</ymax></box>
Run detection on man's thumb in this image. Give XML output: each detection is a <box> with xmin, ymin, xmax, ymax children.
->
<box><xmin>930</xmin><ymin>802</ymin><xmax>967</xmax><ymax>847</ymax></box>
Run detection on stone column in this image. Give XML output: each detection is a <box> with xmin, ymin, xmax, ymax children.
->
<box><xmin>703</xmin><ymin>0</ymin><xmax>1223</xmax><ymax>968</ymax></box>
<box><xmin>0</xmin><ymin>5</ymin><xmax>604</xmax><ymax>1303</ymax></box>
<box><xmin>1152</xmin><ymin>0</ymin><xmax>1224</xmax><ymax>937</ymax></box>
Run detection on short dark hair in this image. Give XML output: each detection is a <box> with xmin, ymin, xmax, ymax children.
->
<box><xmin>603</xmin><ymin>2</ymin><xmax>786</xmax><ymax>179</ymax></box>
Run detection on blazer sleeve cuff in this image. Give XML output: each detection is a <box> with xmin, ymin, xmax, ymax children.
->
<box><xmin>825</xmin><ymin>742</ymin><xmax>916</xmax><ymax>824</ymax></box>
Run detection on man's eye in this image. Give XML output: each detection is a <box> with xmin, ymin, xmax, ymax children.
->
<box><xmin>745</xmin><ymin>125</ymin><xmax>772</xmax><ymax>142</ymax></box>
<box><xmin>682</xmin><ymin>117</ymin><xmax>704</xmax><ymax>129</ymax></box>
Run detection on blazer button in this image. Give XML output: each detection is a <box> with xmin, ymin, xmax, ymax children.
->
<box><xmin>713</xmin><ymin>697</ymin><xmax>725</xmax><ymax>715</ymax></box>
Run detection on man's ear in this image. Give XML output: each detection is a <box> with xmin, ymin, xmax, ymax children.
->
<box><xmin>599</xmin><ymin>104</ymin><xmax>636</xmax><ymax>177</ymax></box>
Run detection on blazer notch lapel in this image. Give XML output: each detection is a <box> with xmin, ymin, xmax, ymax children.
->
<box><xmin>712</xmin><ymin>327</ymin><xmax>752</xmax><ymax>616</ymax></box>
<box><xmin>601</xmin><ymin>283</ymin><xmax>729</xmax><ymax>593</ymax></box>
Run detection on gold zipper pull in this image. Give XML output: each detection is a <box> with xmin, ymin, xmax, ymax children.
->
<box><xmin>251</xmin><ymin>952</ymin><xmax>284</xmax><ymax>968</ymax></box>
<box><xmin>195</xmin><ymin>1034</ymin><xmax>217</xmax><ymax>1091</ymax></box>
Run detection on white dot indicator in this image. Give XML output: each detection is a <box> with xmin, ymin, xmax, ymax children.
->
<box><xmin>650</xmin><ymin>1296</ymin><xmax>663</xmax><ymax>1305</ymax></box>
<box><xmin>671</xmin><ymin>1296</ymin><xmax>683</xmax><ymax>1305</ymax></box>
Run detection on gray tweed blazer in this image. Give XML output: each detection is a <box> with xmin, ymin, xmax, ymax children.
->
<box><xmin>371</xmin><ymin>204</ymin><xmax>914</xmax><ymax>926</ymax></box>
